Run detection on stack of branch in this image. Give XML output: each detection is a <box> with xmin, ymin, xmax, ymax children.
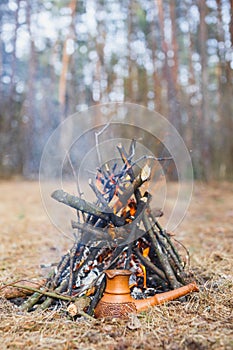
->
<box><xmin>20</xmin><ymin>140</ymin><xmax>188</xmax><ymax>317</ymax></box>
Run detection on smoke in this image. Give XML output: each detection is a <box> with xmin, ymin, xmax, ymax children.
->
<box><xmin>39</xmin><ymin>103</ymin><xmax>193</xmax><ymax>242</ymax></box>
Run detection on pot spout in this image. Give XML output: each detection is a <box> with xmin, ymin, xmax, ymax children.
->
<box><xmin>94</xmin><ymin>270</ymin><xmax>199</xmax><ymax>318</ymax></box>
<box><xmin>135</xmin><ymin>282</ymin><xmax>199</xmax><ymax>312</ymax></box>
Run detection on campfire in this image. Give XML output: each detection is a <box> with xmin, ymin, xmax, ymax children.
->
<box><xmin>6</xmin><ymin>140</ymin><xmax>197</xmax><ymax>317</ymax></box>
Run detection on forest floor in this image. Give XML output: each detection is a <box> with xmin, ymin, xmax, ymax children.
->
<box><xmin>0</xmin><ymin>180</ymin><xmax>232</xmax><ymax>350</ymax></box>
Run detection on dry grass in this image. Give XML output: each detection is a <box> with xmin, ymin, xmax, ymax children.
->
<box><xmin>0</xmin><ymin>180</ymin><xmax>232</xmax><ymax>350</ymax></box>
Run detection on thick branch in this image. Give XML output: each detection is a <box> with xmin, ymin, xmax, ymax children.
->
<box><xmin>51</xmin><ymin>190</ymin><xmax>125</xmax><ymax>226</ymax></box>
<box><xmin>142</xmin><ymin>214</ymin><xmax>181</xmax><ymax>289</ymax></box>
<box><xmin>71</xmin><ymin>220</ymin><xmax>112</xmax><ymax>242</ymax></box>
<box><xmin>0</xmin><ymin>279</ymin><xmax>46</xmax><ymax>299</ymax></box>
<box><xmin>133</xmin><ymin>248</ymin><xmax>167</xmax><ymax>281</ymax></box>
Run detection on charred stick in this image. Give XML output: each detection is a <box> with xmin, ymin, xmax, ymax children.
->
<box><xmin>122</xmin><ymin>193</ymin><xmax>151</xmax><ymax>244</ymax></box>
<box><xmin>149</xmin><ymin>212</ymin><xmax>184</xmax><ymax>270</ymax></box>
<box><xmin>109</xmin><ymin>164</ymin><xmax>151</xmax><ymax>212</ymax></box>
<box><xmin>116</xmin><ymin>223</ymin><xmax>145</xmax><ymax>244</ymax></box>
<box><xmin>67</xmin><ymin>242</ymin><xmax>81</xmax><ymax>295</ymax></box>
<box><xmin>88</xmin><ymin>180</ymin><xmax>115</xmax><ymax>229</ymax></box>
<box><xmin>124</xmin><ymin>243</ymin><xmax>133</xmax><ymax>270</ymax></box>
<box><xmin>118</xmin><ymin>140</ymin><xmax>136</xmax><ymax>175</ymax></box>
<box><xmin>166</xmin><ymin>255</ymin><xmax>186</xmax><ymax>284</ymax></box>
<box><xmin>52</xmin><ymin>252</ymin><xmax>70</xmax><ymax>288</ymax></box>
<box><xmin>117</xmin><ymin>143</ymin><xmax>142</xmax><ymax>202</ymax></box>
<box><xmin>159</xmin><ymin>235</ymin><xmax>185</xmax><ymax>279</ymax></box>
<box><xmin>128</xmin><ymin>139</ymin><xmax>136</xmax><ymax>159</ymax></box>
<box><xmin>107</xmin><ymin>245</ymin><xmax>128</xmax><ymax>269</ymax></box>
<box><xmin>86</xmin><ymin>275</ymin><xmax>106</xmax><ymax>316</ymax></box>
<box><xmin>71</xmin><ymin>244</ymin><xmax>88</xmax><ymax>278</ymax></box>
<box><xmin>117</xmin><ymin>143</ymin><xmax>134</xmax><ymax>177</ymax></box>
<box><xmin>133</xmin><ymin>248</ymin><xmax>167</xmax><ymax>281</ymax></box>
<box><xmin>122</xmin><ymin>221</ymin><xmax>139</xmax><ymax>245</ymax></box>
<box><xmin>72</xmin><ymin>219</ymin><xmax>145</xmax><ymax>245</ymax></box>
<box><xmin>154</xmin><ymin>216</ymin><xmax>183</xmax><ymax>266</ymax></box>
<box><xmin>71</xmin><ymin>220</ymin><xmax>112</xmax><ymax>242</ymax></box>
<box><xmin>148</xmin><ymin>274</ymin><xmax>170</xmax><ymax>291</ymax></box>
<box><xmin>151</xmin><ymin>226</ymin><xmax>185</xmax><ymax>283</ymax></box>
<box><xmin>86</xmin><ymin>215</ymin><xmax>101</xmax><ymax>227</ymax></box>
<box><xmin>161</xmin><ymin>232</ymin><xmax>184</xmax><ymax>268</ymax></box>
<box><xmin>52</xmin><ymin>189</ymin><xmax>125</xmax><ymax>227</ymax></box>
<box><xmin>142</xmin><ymin>214</ymin><xmax>181</xmax><ymax>289</ymax></box>
<box><xmin>71</xmin><ymin>242</ymin><xmax>106</xmax><ymax>289</ymax></box>
<box><xmin>89</xmin><ymin>179</ymin><xmax>111</xmax><ymax>209</ymax></box>
<box><xmin>134</xmin><ymin>192</ymin><xmax>151</xmax><ymax>219</ymax></box>
<box><xmin>152</xmin><ymin>226</ymin><xmax>184</xmax><ymax>275</ymax></box>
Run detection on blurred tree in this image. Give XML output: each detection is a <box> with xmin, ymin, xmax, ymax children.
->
<box><xmin>59</xmin><ymin>0</ymin><xmax>77</xmax><ymax>120</ymax></box>
<box><xmin>157</xmin><ymin>0</ymin><xmax>182</xmax><ymax>132</ymax></box>
<box><xmin>216</xmin><ymin>0</ymin><xmax>233</xmax><ymax>179</ymax></box>
<box><xmin>197</xmin><ymin>0</ymin><xmax>211</xmax><ymax>180</ymax></box>
<box><xmin>0</xmin><ymin>0</ymin><xmax>232</xmax><ymax>180</ymax></box>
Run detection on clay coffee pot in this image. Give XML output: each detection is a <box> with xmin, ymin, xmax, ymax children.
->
<box><xmin>94</xmin><ymin>269</ymin><xmax>199</xmax><ymax>318</ymax></box>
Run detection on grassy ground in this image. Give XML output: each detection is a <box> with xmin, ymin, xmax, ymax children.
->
<box><xmin>0</xmin><ymin>180</ymin><xmax>232</xmax><ymax>350</ymax></box>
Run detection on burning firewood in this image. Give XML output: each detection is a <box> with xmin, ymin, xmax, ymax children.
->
<box><xmin>16</xmin><ymin>139</ymin><xmax>195</xmax><ymax>317</ymax></box>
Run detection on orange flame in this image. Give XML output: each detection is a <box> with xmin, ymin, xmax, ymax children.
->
<box><xmin>139</xmin><ymin>263</ymin><xmax>147</xmax><ymax>289</ymax></box>
<box><xmin>142</xmin><ymin>247</ymin><xmax>150</xmax><ymax>258</ymax></box>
